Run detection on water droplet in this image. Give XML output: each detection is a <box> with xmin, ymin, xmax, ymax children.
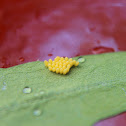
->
<box><xmin>34</xmin><ymin>93</ymin><xmax>39</xmax><ymax>97</ymax></box>
<box><xmin>40</xmin><ymin>91</ymin><xmax>44</xmax><ymax>95</ymax></box>
<box><xmin>48</xmin><ymin>54</ymin><xmax>53</xmax><ymax>57</ymax></box>
<box><xmin>19</xmin><ymin>57</ymin><xmax>25</xmax><ymax>62</ymax></box>
<box><xmin>33</xmin><ymin>109</ymin><xmax>42</xmax><ymax>116</ymax></box>
<box><xmin>23</xmin><ymin>87</ymin><xmax>32</xmax><ymax>94</ymax></box>
<box><xmin>92</xmin><ymin>46</ymin><xmax>115</xmax><ymax>54</ymax></box>
<box><xmin>3</xmin><ymin>82</ymin><xmax>6</xmax><ymax>85</ymax></box>
<box><xmin>2</xmin><ymin>85</ymin><xmax>6</xmax><ymax>90</ymax></box>
<box><xmin>77</xmin><ymin>57</ymin><xmax>85</xmax><ymax>63</ymax></box>
<box><xmin>2</xmin><ymin>82</ymin><xmax>7</xmax><ymax>90</ymax></box>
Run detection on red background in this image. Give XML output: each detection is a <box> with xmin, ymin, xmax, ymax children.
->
<box><xmin>1</xmin><ymin>0</ymin><xmax>126</xmax><ymax>125</ymax></box>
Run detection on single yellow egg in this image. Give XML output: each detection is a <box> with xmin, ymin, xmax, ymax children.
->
<box><xmin>49</xmin><ymin>67</ymin><xmax>52</xmax><ymax>71</ymax></box>
<box><xmin>63</xmin><ymin>66</ymin><xmax>66</xmax><ymax>70</ymax></box>
<box><xmin>54</xmin><ymin>56</ymin><xmax>60</xmax><ymax>61</ymax></box>
<box><xmin>48</xmin><ymin>63</ymin><xmax>52</xmax><ymax>67</ymax></box>
<box><xmin>52</xmin><ymin>63</ymin><xmax>55</xmax><ymax>67</ymax></box>
<box><xmin>58</xmin><ymin>60</ymin><xmax>61</xmax><ymax>63</ymax></box>
<box><xmin>56</xmin><ymin>68</ymin><xmax>60</xmax><ymax>73</ymax></box>
<box><xmin>65</xmin><ymin>57</ymin><xmax>68</xmax><ymax>61</ymax></box>
<box><xmin>60</xmin><ymin>68</ymin><xmax>63</xmax><ymax>74</ymax></box>
<box><xmin>56</xmin><ymin>56</ymin><xmax>60</xmax><ymax>60</ymax></box>
<box><xmin>63</xmin><ymin>69</ymin><xmax>67</xmax><ymax>75</ymax></box>
<box><xmin>69</xmin><ymin>58</ymin><xmax>72</xmax><ymax>61</ymax></box>
<box><xmin>44</xmin><ymin>60</ymin><xmax>48</xmax><ymax>67</ymax></box>
<box><xmin>55</xmin><ymin>65</ymin><xmax>59</xmax><ymax>68</ymax></box>
<box><xmin>70</xmin><ymin>61</ymin><xmax>73</xmax><ymax>67</ymax></box>
<box><xmin>56</xmin><ymin>62</ymin><xmax>59</xmax><ymax>65</ymax></box>
<box><xmin>75</xmin><ymin>61</ymin><xmax>79</xmax><ymax>66</ymax></box>
<box><xmin>67</xmin><ymin>64</ymin><xmax>71</xmax><ymax>69</ymax></box>
<box><xmin>63</xmin><ymin>63</ymin><xmax>67</xmax><ymax>67</ymax></box>
<box><xmin>52</xmin><ymin>61</ymin><xmax>55</xmax><ymax>64</ymax></box>
<box><xmin>62</xmin><ymin>60</ymin><xmax>66</xmax><ymax>63</ymax></box>
<box><xmin>59</xmin><ymin>63</ymin><xmax>63</xmax><ymax>66</ymax></box>
<box><xmin>49</xmin><ymin>59</ymin><xmax>52</xmax><ymax>64</ymax></box>
<box><xmin>59</xmin><ymin>65</ymin><xmax>62</xmax><ymax>69</ymax></box>
<box><xmin>66</xmin><ymin>61</ymin><xmax>69</xmax><ymax>65</ymax></box>
<box><xmin>52</xmin><ymin>67</ymin><xmax>56</xmax><ymax>72</ymax></box>
<box><xmin>66</xmin><ymin>68</ymin><xmax>70</xmax><ymax>73</ymax></box>
<box><xmin>73</xmin><ymin>60</ymin><xmax>76</xmax><ymax>65</ymax></box>
<box><xmin>60</xmin><ymin>57</ymin><xmax>64</xmax><ymax>61</ymax></box>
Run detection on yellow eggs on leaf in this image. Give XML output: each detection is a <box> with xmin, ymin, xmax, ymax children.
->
<box><xmin>44</xmin><ymin>56</ymin><xmax>79</xmax><ymax>75</ymax></box>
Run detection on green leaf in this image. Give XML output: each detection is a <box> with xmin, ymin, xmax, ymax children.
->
<box><xmin>1</xmin><ymin>52</ymin><xmax>126</xmax><ymax>126</ymax></box>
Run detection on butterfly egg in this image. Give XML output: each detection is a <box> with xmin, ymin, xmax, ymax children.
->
<box><xmin>56</xmin><ymin>62</ymin><xmax>59</xmax><ymax>65</ymax></box>
<box><xmin>63</xmin><ymin>63</ymin><xmax>67</xmax><ymax>67</ymax></box>
<box><xmin>60</xmin><ymin>57</ymin><xmax>64</xmax><ymax>61</ymax></box>
<box><xmin>56</xmin><ymin>56</ymin><xmax>61</xmax><ymax>60</ymax></box>
<box><xmin>44</xmin><ymin>60</ymin><xmax>48</xmax><ymax>67</ymax></box>
<box><xmin>59</xmin><ymin>62</ymin><xmax>63</xmax><ymax>66</ymax></box>
<box><xmin>52</xmin><ymin>63</ymin><xmax>55</xmax><ymax>67</ymax></box>
<box><xmin>69</xmin><ymin>58</ymin><xmax>72</xmax><ymax>62</ymax></box>
<box><xmin>65</xmin><ymin>57</ymin><xmax>68</xmax><ymax>61</ymax></box>
<box><xmin>63</xmin><ymin>69</ymin><xmax>67</xmax><ymax>75</ymax></box>
<box><xmin>48</xmin><ymin>63</ymin><xmax>52</xmax><ymax>67</ymax></box>
<box><xmin>63</xmin><ymin>66</ymin><xmax>66</xmax><ymax>70</ymax></box>
<box><xmin>60</xmin><ymin>68</ymin><xmax>63</xmax><ymax>74</ymax></box>
<box><xmin>59</xmin><ymin>65</ymin><xmax>62</xmax><ymax>69</ymax></box>
<box><xmin>62</xmin><ymin>60</ymin><xmax>66</xmax><ymax>63</ymax></box>
<box><xmin>52</xmin><ymin>61</ymin><xmax>56</xmax><ymax>64</ymax></box>
<box><xmin>49</xmin><ymin>67</ymin><xmax>52</xmax><ymax>71</ymax></box>
<box><xmin>54</xmin><ymin>56</ymin><xmax>60</xmax><ymax>61</ymax></box>
<box><xmin>55</xmin><ymin>65</ymin><xmax>59</xmax><ymax>69</ymax></box>
<box><xmin>66</xmin><ymin>61</ymin><xmax>69</xmax><ymax>65</ymax></box>
<box><xmin>70</xmin><ymin>61</ymin><xmax>74</xmax><ymax>67</ymax></box>
<box><xmin>66</xmin><ymin>68</ymin><xmax>70</xmax><ymax>73</ymax></box>
<box><xmin>67</xmin><ymin>64</ymin><xmax>71</xmax><ymax>69</ymax></box>
<box><xmin>49</xmin><ymin>59</ymin><xmax>53</xmax><ymax>64</ymax></box>
<box><xmin>75</xmin><ymin>61</ymin><xmax>79</xmax><ymax>66</ymax></box>
<box><xmin>73</xmin><ymin>60</ymin><xmax>76</xmax><ymax>65</ymax></box>
<box><xmin>56</xmin><ymin>68</ymin><xmax>60</xmax><ymax>74</ymax></box>
<box><xmin>52</xmin><ymin>67</ymin><xmax>56</xmax><ymax>72</ymax></box>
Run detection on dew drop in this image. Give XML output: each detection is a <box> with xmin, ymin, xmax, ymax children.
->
<box><xmin>33</xmin><ymin>109</ymin><xmax>42</xmax><ymax>116</ymax></box>
<box><xmin>34</xmin><ymin>93</ymin><xmax>39</xmax><ymax>97</ymax></box>
<box><xmin>23</xmin><ymin>87</ymin><xmax>32</xmax><ymax>94</ymax></box>
<box><xmin>92</xmin><ymin>46</ymin><xmax>115</xmax><ymax>54</ymax></box>
<box><xmin>3</xmin><ymin>82</ymin><xmax>6</xmax><ymax>85</ymax></box>
<box><xmin>40</xmin><ymin>91</ymin><xmax>45</xmax><ymax>95</ymax></box>
<box><xmin>2</xmin><ymin>82</ymin><xmax>7</xmax><ymax>90</ymax></box>
<box><xmin>77</xmin><ymin>57</ymin><xmax>85</xmax><ymax>63</ymax></box>
<box><xmin>2</xmin><ymin>85</ymin><xmax>6</xmax><ymax>90</ymax></box>
<box><xmin>19</xmin><ymin>57</ymin><xmax>25</xmax><ymax>62</ymax></box>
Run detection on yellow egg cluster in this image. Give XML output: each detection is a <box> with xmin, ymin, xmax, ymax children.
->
<box><xmin>44</xmin><ymin>56</ymin><xmax>79</xmax><ymax>75</ymax></box>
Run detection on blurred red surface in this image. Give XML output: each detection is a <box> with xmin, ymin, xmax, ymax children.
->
<box><xmin>0</xmin><ymin>0</ymin><xmax>126</xmax><ymax>125</ymax></box>
<box><xmin>95</xmin><ymin>112</ymin><xmax>126</xmax><ymax>126</ymax></box>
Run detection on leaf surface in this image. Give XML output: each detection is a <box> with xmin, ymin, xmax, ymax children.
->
<box><xmin>0</xmin><ymin>52</ymin><xmax>126</xmax><ymax>126</ymax></box>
